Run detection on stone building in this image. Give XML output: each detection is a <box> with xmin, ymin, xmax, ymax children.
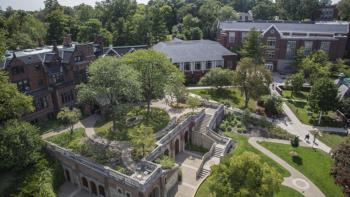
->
<box><xmin>218</xmin><ymin>21</ymin><xmax>350</xmax><ymax>72</ymax></box>
<box><xmin>153</xmin><ymin>38</ymin><xmax>237</xmax><ymax>84</ymax></box>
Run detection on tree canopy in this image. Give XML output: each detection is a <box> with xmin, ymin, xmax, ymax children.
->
<box><xmin>240</xmin><ymin>28</ymin><xmax>265</xmax><ymax>65</ymax></box>
<box><xmin>337</xmin><ymin>0</ymin><xmax>350</xmax><ymax>20</ymax></box>
<box><xmin>199</xmin><ymin>68</ymin><xmax>235</xmax><ymax>90</ymax></box>
<box><xmin>208</xmin><ymin>152</ymin><xmax>283</xmax><ymax>197</ymax></box>
<box><xmin>128</xmin><ymin>124</ymin><xmax>156</xmax><ymax>157</ymax></box>
<box><xmin>331</xmin><ymin>138</ymin><xmax>350</xmax><ymax>192</ymax></box>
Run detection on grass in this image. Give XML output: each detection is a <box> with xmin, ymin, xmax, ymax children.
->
<box><xmin>189</xmin><ymin>88</ymin><xmax>258</xmax><ymax>112</ymax></box>
<box><xmin>260</xmin><ymin>142</ymin><xmax>343</xmax><ymax>197</ymax></box>
<box><xmin>47</xmin><ymin>128</ymin><xmax>85</xmax><ymax>150</ymax></box>
<box><xmin>94</xmin><ymin>107</ymin><xmax>170</xmax><ymax>141</ymax></box>
<box><xmin>317</xmin><ymin>132</ymin><xmax>349</xmax><ymax>149</ymax></box>
<box><xmin>286</xmin><ymin>100</ymin><xmax>345</xmax><ymax>128</ymax></box>
<box><xmin>195</xmin><ymin>132</ymin><xmax>303</xmax><ymax>197</ymax></box>
<box><xmin>282</xmin><ymin>90</ymin><xmax>309</xmax><ymax>101</ymax></box>
<box><xmin>35</xmin><ymin>118</ymin><xmax>64</xmax><ymax>134</ymax></box>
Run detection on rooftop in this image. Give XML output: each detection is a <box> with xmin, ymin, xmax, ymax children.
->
<box><xmin>153</xmin><ymin>39</ymin><xmax>236</xmax><ymax>63</ymax></box>
<box><xmin>219</xmin><ymin>21</ymin><xmax>350</xmax><ymax>34</ymax></box>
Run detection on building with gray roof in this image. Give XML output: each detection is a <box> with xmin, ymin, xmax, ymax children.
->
<box><xmin>153</xmin><ymin>39</ymin><xmax>237</xmax><ymax>83</ymax></box>
<box><xmin>218</xmin><ymin>21</ymin><xmax>350</xmax><ymax>73</ymax></box>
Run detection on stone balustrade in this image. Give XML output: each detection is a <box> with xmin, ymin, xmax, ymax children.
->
<box><xmin>196</xmin><ymin>142</ymin><xmax>216</xmax><ymax>179</ymax></box>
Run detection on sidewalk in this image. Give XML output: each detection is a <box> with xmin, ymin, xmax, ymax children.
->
<box><xmin>249</xmin><ymin>137</ymin><xmax>325</xmax><ymax>197</ymax></box>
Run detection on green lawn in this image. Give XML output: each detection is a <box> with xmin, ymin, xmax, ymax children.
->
<box><xmin>260</xmin><ymin>142</ymin><xmax>343</xmax><ymax>197</ymax></box>
<box><xmin>35</xmin><ymin>118</ymin><xmax>64</xmax><ymax>134</ymax></box>
<box><xmin>282</xmin><ymin>90</ymin><xmax>309</xmax><ymax>101</ymax></box>
<box><xmin>286</xmin><ymin>100</ymin><xmax>345</xmax><ymax>128</ymax></box>
<box><xmin>47</xmin><ymin>128</ymin><xmax>85</xmax><ymax>150</ymax></box>
<box><xmin>189</xmin><ymin>88</ymin><xmax>258</xmax><ymax>112</ymax></box>
<box><xmin>94</xmin><ymin>107</ymin><xmax>170</xmax><ymax>141</ymax></box>
<box><xmin>195</xmin><ymin>133</ymin><xmax>302</xmax><ymax>197</ymax></box>
<box><xmin>317</xmin><ymin>132</ymin><xmax>349</xmax><ymax>149</ymax></box>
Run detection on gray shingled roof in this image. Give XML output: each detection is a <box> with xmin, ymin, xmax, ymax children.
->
<box><xmin>219</xmin><ymin>21</ymin><xmax>349</xmax><ymax>34</ymax></box>
<box><xmin>153</xmin><ymin>39</ymin><xmax>235</xmax><ymax>63</ymax></box>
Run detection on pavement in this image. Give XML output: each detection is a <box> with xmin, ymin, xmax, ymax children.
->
<box><xmin>168</xmin><ymin>151</ymin><xmax>206</xmax><ymax>197</ymax></box>
<box><xmin>58</xmin><ymin>182</ymin><xmax>95</xmax><ymax>197</ymax></box>
<box><xmin>248</xmin><ymin>137</ymin><xmax>325</xmax><ymax>197</ymax></box>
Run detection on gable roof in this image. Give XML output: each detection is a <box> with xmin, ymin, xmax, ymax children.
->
<box><xmin>103</xmin><ymin>45</ymin><xmax>148</xmax><ymax>57</ymax></box>
<box><xmin>219</xmin><ymin>21</ymin><xmax>349</xmax><ymax>34</ymax></box>
<box><xmin>153</xmin><ymin>39</ymin><xmax>236</xmax><ymax>63</ymax></box>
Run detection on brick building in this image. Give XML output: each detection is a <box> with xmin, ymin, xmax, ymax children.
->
<box><xmin>218</xmin><ymin>21</ymin><xmax>350</xmax><ymax>72</ymax></box>
<box><xmin>1</xmin><ymin>36</ymin><xmax>96</xmax><ymax>122</ymax></box>
<box><xmin>153</xmin><ymin>38</ymin><xmax>237</xmax><ymax>84</ymax></box>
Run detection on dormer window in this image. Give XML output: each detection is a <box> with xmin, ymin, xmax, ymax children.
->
<box><xmin>74</xmin><ymin>56</ymin><xmax>83</xmax><ymax>62</ymax></box>
<box><xmin>16</xmin><ymin>80</ymin><xmax>30</xmax><ymax>92</ymax></box>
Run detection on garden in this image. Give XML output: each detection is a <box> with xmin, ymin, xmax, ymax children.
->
<box><xmin>94</xmin><ymin>107</ymin><xmax>170</xmax><ymax>141</ymax></box>
<box><xmin>260</xmin><ymin>142</ymin><xmax>343</xmax><ymax>197</ymax></box>
<box><xmin>47</xmin><ymin>128</ymin><xmax>132</xmax><ymax>175</ymax></box>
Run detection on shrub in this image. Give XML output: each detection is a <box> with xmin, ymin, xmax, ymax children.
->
<box><xmin>155</xmin><ymin>156</ymin><xmax>175</xmax><ymax>169</ymax></box>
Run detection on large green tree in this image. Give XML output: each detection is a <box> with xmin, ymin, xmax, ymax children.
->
<box><xmin>0</xmin><ymin>71</ymin><xmax>34</xmax><ymax>123</ymax></box>
<box><xmin>123</xmin><ymin>49</ymin><xmax>179</xmax><ymax>117</ymax></box>
<box><xmin>240</xmin><ymin>28</ymin><xmax>265</xmax><ymax>65</ymax></box>
<box><xmin>46</xmin><ymin>9</ymin><xmax>68</xmax><ymax>44</ymax></box>
<box><xmin>208</xmin><ymin>152</ymin><xmax>283</xmax><ymax>197</ymax></box>
<box><xmin>309</xmin><ymin>78</ymin><xmax>339</xmax><ymax>125</ymax></box>
<box><xmin>285</xmin><ymin>72</ymin><xmax>304</xmax><ymax>96</ymax></box>
<box><xmin>198</xmin><ymin>0</ymin><xmax>221</xmax><ymax>39</ymax></box>
<box><xmin>57</xmin><ymin>107</ymin><xmax>81</xmax><ymax>136</ymax></box>
<box><xmin>218</xmin><ymin>5</ymin><xmax>239</xmax><ymax>21</ymax></box>
<box><xmin>276</xmin><ymin>0</ymin><xmax>321</xmax><ymax>20</ymax></box>
<box><xmin>78</xmin><ymin>56</ymin><xmax>141</xmax><ymax>131</ymax></box>
<box><xmin>235</xmin><ymin>58</ymin><xmax>272</xmax><ymax>108</ymax></box>
<box><xmin>252</xmin><ymin>0</ymin><xmax>278</xmax><ymax>20</ymax></box>
<box><xmin>337</xmin><ymin>0</ymin><xmax>350</xmax><ymax>20</ymax></box>
<box><xmin>0</xmin><ymin>119</ymin><xmax>42</xmax><ymax>170</ymax></box>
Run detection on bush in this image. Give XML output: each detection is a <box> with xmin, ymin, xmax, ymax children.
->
<box><xmin>155</xmin><ymin>156</ymin><xmax>175</xmax><ymax>169</ymax></box>
<box><xmin>261</xmin><ymin>95</ymin><xmax>283</xmax><ymax>117</ymax></box>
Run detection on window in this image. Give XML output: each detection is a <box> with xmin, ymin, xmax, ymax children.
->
<box><xmin>304</xmin><ymin>41</ymin><xmax>313</xmax><ymax>55</ymax></box>
<box><xmin>320</xmin><ymin>41</ymin><xmax>330</xmax><ymax>53</ymax></box>
<box><xmin>184</xmin><ymin>62</ymin><xmax>191</xmax><ymax>71</ymax></box>
<box><xmin>35</xmin><ymin>96</ymin><xmax>48</xmax><ymax>111</ymax></box>
<box><xmin>38</xmin><ymin>79</ymin><xmax>44</xmax><ymax>87</ymax></box>
<box><xmin>266</xmin><ymin>37</ymin><xmax>276</xmax><ymax>49</ymax></box>
<box><xmin>195</xmin><ymin>62</ymin><xmax>201</xmax><ymax>70</ymax></box>
<box><xmin>98</xmin><ymin>185</ymin><xmax>105</xmax><ymax>197</ymax></box>
<box><xmin>206</xmin><ymin>61</ymin><xmax>212</xmax><ymax>70</ymax></box>
<box><xmin>286</xmin><ymin>41</ymin><xmax>297</xmax><ymax>59</ymax></box>
<box><xmin>74</xmin><ymin>56</ymin><xmax>83</xmax><ymax>62</ymax></box>
<box><xmin>52</xmin><ymin>73</ymin><xmax>63</xmax><ymax>83</ymax></box>
<box><xmin>11</xmin><ymin>66</ymin><xmax>24</xmax><ymax>75</ymax></box>
<box><xmin>61</xmin><ymin>91</ymin><xmax>74</xmax><ymax>104</ymax></box>
<box><xmin>266</xmin><ymin>50</ymin><xmax>275</xmax><ymax>59</ymax></box>
<box><xmin>81</xmin><ymin>177</ymin><xmax>88</xmax><ymax>188</ymax></box>
<box><xmin>34</xmin><ymin>65</ymin><xmax>40</xmax><ymax>70</ymax></box>
<box><xmin>229</xmin><ymin>32</ymin><xmax>235</xmax><ymax>43</ymax></box>
<box><xmin>16</xmin><ymin>80</ymin><xmax>30</xmax><ymax>92</ymax></box>
<box><xmin>126</xmin><ymin>192</ymin><xmax>131</xmax><ymax>197</ymax></box>
<box><xmin>216</xmin><ymin>60</ymin><xmax>224</xmax><ymax>67</ymax></box>
<box><xmin>241</xmin><ymin>32</ymin><xmax>247</xmax><ymax>42</ymax></box>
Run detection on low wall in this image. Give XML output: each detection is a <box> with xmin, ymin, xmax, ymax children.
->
<box><xmin>191</xmin><ymin>131</ymin><xmax>215</xmax><ymax>150</ymax></box>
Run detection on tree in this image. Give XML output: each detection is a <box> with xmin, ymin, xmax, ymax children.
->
<box><xmin>123</xmin><ymin>49</ymin><xmax>177</xmax><ymax>117</ymax></box>
<box><xmin>252</xmin><ymin>1</ymin><xmax>278</xmax><ymax>20</ymax></box>
<box><xmin>0</xmin><ymin>30</ymin><xmax>5</xmax><ymax>58</ymax></box>
<box><xmin>190</xmin><ymin>27</ymin><xmax>203</xmax><ymax>40</ymax></box>
<box><xmin>218</xmin><ymin>6</ymin><xmax>239</xmax><ymax>21</ymax></box>
<box><xmin>290</xmin><ymin>136</ymin><xmax>300</xmax><ymax>149</ymax></box>
<box><xmin>276</xmin><ymin>0</ymin><xmax>320</xmax><ymax>20</ymax></box>
<box><xmin>208</xmin><ymin>152</ymin><xmax>282</xmax><ymax>197</ymax></box>
<box><xmin>186</xmin><ymin>96</ymin><xmax>201</xmax><ymax>112</ymax></box>
<box><xmin>235</xmin><ymin>58</ymin><xmax>272</xmax><ymax>108</ymax></box>
<box><xmin>165</xmin><ymin>70</ymin><xmax>188</xmax><ymax>106</ymax></box>
<box><xmin>46</xmin><ymin>9</ymin><xmax>68</xmax><ymax>44</ymax></box>
<box><xmin>261</xmin><ymin>95</ymin><xmax>283</xmax><ymax>117</ymax></box>
<box><xmin>0</xmin><ymin>119</ymin><xmax>42</xmax><ymax>170</ymax></box>
<box><xmin>128</xmin><ymin>124</ymin><xmax>155</xmax><ymax>157</ymax></box>
<box><xmin>78</xmin><ymin>19</ymin><xmax>102</xmax><ymax>42</ymax></box>
<box><xmin>73</xmin><ymin>3</ymin><xmax>96</xmax><ymax>22</ymax></box>
<box><xmin>331</xmin><ymin>138</ymin><xmax>350</xmax><ymax>192</ymax></box>
<box><xmin>240</xmin><ymin>28</ymin><xmax>265</xmax><ymax>65</ymax></box>
<box><xmin>78</xmin><ymin>56</ymin><xmax>141</xmax><ymax>131</ymax></box>
<box><xmin>337</xmin><ymin>0</ymin><xmax>350</xmax><ymax>20</ymax></box>
<box><xmin>340</xmin><ymin>98</ymin><xmax>350</xmax><ymax>119</ymax></box>
<box><xmin>309</xmin><ymin>78</ymin><xmax>339</xmax><ymax>125</ymax></box>
<box><xmin>0</xmin><ymin>71</ymin><xmax>34</xmax><ymax>123</ymax></box>
<box><xmin>199</xmin><ymin>68</ymin><xmax>234</xmax><ymax>91</ymax></box>
<box><xmin>57</xmin><ymin>107</ymin><xmax>81</xmax><ymax>136</ymax></box>
<box><xmin>198</xmin><ymin>0</ymin><xmax>221</xmax><ymax>39</ymax></box>
<box><xmin>285</xmin><ymin>72</ymin><xmax>304</xmax><ymax>96</ymax></box>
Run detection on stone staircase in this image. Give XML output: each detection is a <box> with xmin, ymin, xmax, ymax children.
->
<box><xmin>198</xmin><ymin>114</ymin><xmax>212</xmax><ymax>133</ymax></box>
<box><xmin>198</xmin><ymin>168</ymin><xmax>211</xmax><ymax>179</ymax></box>
<box><xmin>213</xmin><ymin>144</ymin><xmax>224</xmax><ymax>158</ymax></box>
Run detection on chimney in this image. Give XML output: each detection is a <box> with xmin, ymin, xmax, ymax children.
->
<box><xmin>63</xmin><ymin>34</ymin><xmax>72</xmax><ymax>47</ymax></box>
<box><xmin>52</xmin><ymin>41</ymin><xmax>58</xmax><ymax>54</ymax></box>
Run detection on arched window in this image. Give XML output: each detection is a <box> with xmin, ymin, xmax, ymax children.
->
<box><xmin>81</xmin><ymin>177</ymin><xmax>88</xmax><ymax>188</ymax></box>
<box><xmin>98</xmin><ymin>185</ymin><xmax>105</xmax><ymax>196</ymax></box>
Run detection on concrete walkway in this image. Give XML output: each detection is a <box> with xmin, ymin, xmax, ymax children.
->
<box><xmin>248</xmin><ymin>137</ymin><xmax>325</xmax><ymax>197</ymax></box>
<box><xmin>169</xmin><ymin>151</ymin><xmax>205</xmax><ymax>197</ymax></box>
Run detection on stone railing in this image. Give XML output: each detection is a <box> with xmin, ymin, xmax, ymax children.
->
<box><xmin>45</xmin><ymin>141</ymin><xmax>162</xmax><ymax>192</ymax></box>
<box><xmin>196</xmin><ymin>142</ymin><xmax>216</xmax><ymax>179</ymax></box>
<box><xmin>156</xmin><ymin>117</ymin><xmax>177</xmax><ymax>140</ymax></box>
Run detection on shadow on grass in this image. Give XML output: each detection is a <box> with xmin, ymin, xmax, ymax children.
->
<box><xmin>292</xmin><ymin>155</ymin><xmax>303</xmax><ymax>165</ymax></box>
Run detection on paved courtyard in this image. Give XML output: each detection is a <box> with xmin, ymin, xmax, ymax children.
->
<box><xmin>168</xmin><ymin>151</ymin><xmax>206</xmax><ymax>197</ymax></box>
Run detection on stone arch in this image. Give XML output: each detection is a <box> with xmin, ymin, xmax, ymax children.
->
<box><xmin>98</xmin><ymin>185</ymin><xmax>105</xmax><ymax>197</ymax></box>
<box><xmin>149</xmin><ymin>186</ymin><xmax>160</xmax><ymax>197</ymax></box>
<box><xmin>175</xmin><ymin>138</ymin><xmax>180</xmax><ymax>155</ymax></box>
<box><xmin>81</xmin><ymin>177</ymin><xmax>88</xmax><ymax>188</ymax></box>
<box><xmin>184</xmin><ymin>130</ymin><xmax>189</xmax><ymax>144</ymax></box>
<box><xmin>65</xmin><ymin>169</ymin><xmax>71</xmax><ymax>182</ymax></box>
<box><xmin>164</xmin><ymin>149</ymin><xmax>169</xmax><ymax>156</ymax></box>
<box><xmin>90</xmin><ymin>181</ymin><xmax>98</xmax><ymax>195</ymax></box>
